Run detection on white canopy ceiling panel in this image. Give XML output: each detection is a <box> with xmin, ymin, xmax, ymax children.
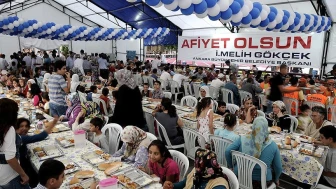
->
<box><xmin>66</xmin><ymin>3</ymin><xmax>95</xmax><ymax>16</ymax></box>
<box><xmin>86</xmin><ymin>14</ymin><xmax>125</xmax><ymax>28</ymax></box>
<box><xmin>53</xmin><ymin>0</ymin><xmax>78</xmax><ymax>6</ymax></box>
<box><xmin>323</xmin><ymin>0</ymin><xmax>336</xmax><ymax>21</ymax></box>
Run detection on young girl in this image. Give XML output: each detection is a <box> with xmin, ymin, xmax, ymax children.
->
<box><xmin>239</xmin><ymin>97</ymin><xmax>257</xmax><ymax>124</ymax></box>
<box><xmin>297</xmin><ymin>104</ymin><xmax>312</xmax><ymax>134</ymax></box>
<box><xmin>215</xmin><ymin>113</ymin><xmax>240</xmax><ymax>141</ymax></box>
<box><xmin>197</xmin><ymin>97</ymin><xmax>214</xmax><ymax>143</ymax></box>
<box><xmin>141</xmin><ymin>140</ymin><xmax>180</xmax><ymax>184</ymax></box>
<box><xmin>30</xmin><ymin>83</ymin><xmax>42</xmax><ymax>107</ymax></box>
<box><xmin>99</xmin><ymin>88</ymin><xmax>110</xmax><ymax>115</ymax></box>
<box><xmin>12</xmin><ymin>78</ymin><xmax>21</xmax><ymax>94</ymax></box>
<box><xmin>39</xmin><ymin>92</ymin><xmax>50</xmax><ymax>114</ymax></box>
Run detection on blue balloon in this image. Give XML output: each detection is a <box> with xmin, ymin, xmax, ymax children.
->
<box><xmin>259</xmin><ymin>19</ymin><xmax>269</xmax><ymax>27</ymax></box>
<box><xmin>253</xmin><ymin>2</ymin><xmax>262</xmax><ymax>12</ymax></box>
<box><xmin>230</xmin><ymin>21</ymin><xmax>241</xmax><ymax>26</ymax></box>
<box><xmin>241</xmin><ymin>14</ymin><xmax>252</xmax><ymax>25</ymax></box>
<box><xmin>268</xmin><ymin>12</ymin><xmax>276</xmax><ymax>22</ymax></box>
<box><xmin>275</xmin><ymin>22</ymin><xmax>283</xmax><ymax>29</ymax></box>
<box><xmin>172</xmin><ymin>6</ymin><xmax>180</xmax><ymax>11</ymax></box>
<box><xmin>37</xmin><ymin>28</ymin><xmax>42</xmax><ymax>33</ymax></box>
<box><xmin>3</xmin><ymin>19</ymin><xmax>9</xmax><ymax>25</ymax></box>
<box><xmin>308</xmin><ymin>25</ymin><xmax>314</xmax><ymax>31</ymax></box>
<box><xmin>321</xmin><ymin>19</ymin><xmax>325</xmax><ymax>27</ymax></box>
<box><xmin>250</xmin><ymin>8</ymin><xmax>260</xmax><ymax>19</ymax></box>
<box><xmin>161</xmin><ymin>0</ymin><xmax>174</xmax><ymax>4</ymax></box>
<box><xmin>299</xmin><ymin>25</ymin><xmax>305</xmax><ymax>31</ymax></box>
<box><xmin>8</xmin><ymin>17</ymin><xmax>14</xmax><ymax>23</ymax></box>
<box><xmin>304</xmin><ymin>19</ymin><xmax>310</xmax><ymax>26</ymax></box>
<box><xmin>18</xmin><ymin>25</ymin><xmax>24</xmax><ymax>31</ymax></box>
<box><xmin>251</xmin><ymin>25</ymin><xmax>258</xmax><ymax>28</ymax></box>
<box><xmin>145</xmin><ymin>0</ymin><xmax>160</xmax><ymax>6</ymax></box>
<box><xmin>270</xmin><ymin>7</ymin><xmax>277</xmax><ymax>14</ymax></box>
<box><xmin>42</xmin><ymin>25</ymin><xmax>47</xmax><ymax>30</ymax></box>
<box><xmin>23</xmin><ymin>22</ymin><xmax>29</xmax><ymax>28</ymax></box>
<box><xmin>28</xmin><ymin>20</ymin><xmax>34</xmax><ymax>25</ymax></box>
<box><xmin>194</xmin><ymin>0</ymin><xmax>207</xmax><ymax>14</ymax></box>
<box><xmin>46</xmin><ymin>23</ymin><xmax>52</xmax><ymax>28</ymax></box>
<box><xmin>221</xmin><ymin>8</ymin><xmax>232</xmax><ymax>20</ymax></box>
<box><xmin>294</xmin><ymin>18</ymin><xmax>300</xmax><ymax>26</ymax></box>
<box><xmin>282</xmin><ymin>16</ymin><xmax>289</xmax><ymax>25</ymax></box>
<box><xmin>313</xmin><ymin>20</ymin><xmax>318</xmax><ymax>26</ymax></box>
<box><xmin>283</xmin><ymin>10</ymin><xmax>290</xmax><ymax>18</ymax></box>
<box><xmin>266</xmin><ymin>28</ymin><xmax>273</xmax><ymax>31</ymax></box>
<box><xmin>0</xmin><ymin>21</ymin><xmax>3</xmax><ymax>27</ymax></box>
<box><xmin>205</xmin><ymin>0</ymin><xmax>217</xmax><ymax>8</ymax></box>
<box><xmin>208</xmin><ymin>13</ymin><xmax>221</xmax><ymax>21</ymax></box>
<box><xmin>230</xmin><ymin>1</ymin><xmax>241</xmax><ymax>14</ymax></box>
<box><xmin>181</xmin><ymin>4</ymin><xmax>194</xmax><ymax>15</ymax></box>
<box><xmin>295</xmin><ymin>12</ymin><xmax>301</xmax><ymax>19</ymax></box>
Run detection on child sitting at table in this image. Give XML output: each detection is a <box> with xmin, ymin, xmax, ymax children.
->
<box><xmin>318</xmin><ymin>126</ymin><xmax>336</xmax><ymax>188</ymax></box>
<box><xmin>297</xmin><ymin>104</ymin><xmax>312</xmax><ymax>134</ymax></box>
<box><xmin>89</xmin><ymin>117</ymin><xmax>109</xmax><ymax>153</ymax></box>
<box><xmin>99</xmin><ymin>87</ymin><xmax>111</xmax><ymax>115</ymax></box>
<box><xmin>215</xmin><ymin>113</ymin><xmax>240</xmax><ymax>142</ymax></box>
<box><xmin>87</xmin><ymin>85</ymin><xmax>99</xmax><ymax>101</ymax></box>
<box><xmin>12</xmin><ymin>78</ymin><xmax>21</xmax><ymax>94</ymax></box>
<box><xmin>39</xmin><ymin>92</ymin><xmax>50</xmax><ymax>114</ymax></box>
<box><xmin>34</xmin><ymin>159</ymin><xmax>65</xmax><ymax>189</ymax></box>
<box><xmin>216</xmin><ymin>101</ymin><xmax>229</xmax><ymax>116</ymax></box>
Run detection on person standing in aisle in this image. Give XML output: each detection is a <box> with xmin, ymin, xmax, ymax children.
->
<box><xmin>98</xmin><ymin>54</ymin><xmax>109</xmax><ymax>79</ymax></box>
<box><xmin>66</xmin><ymin>51</ymin><xmax>74</xmax><ymax>71</ymax></box>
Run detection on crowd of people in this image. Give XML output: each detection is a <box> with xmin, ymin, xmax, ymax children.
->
<box><xmin>0</xmin><ymin>49</ymin><xmax>336</xmax><ymax>189</ymax></box>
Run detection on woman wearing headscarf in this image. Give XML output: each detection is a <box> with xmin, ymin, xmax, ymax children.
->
<box><xmin>225</xmin><ymin>117</ymin><xmax>282</xmax><ymax>189</ymax></box>
<box><xmin>112</xmin><ymin>126</ymin><xmax>151</xmax><ymax>167</ymax></box>
<box><xmin>265</xmin><ymin>101</ymin><xmax>291</xmax><ymax>131</ymax></box>
<box><xmin>59</xmin><ymin>92</ymin><xmax>84</xmax><ymax>128</ymax></box>
<box><xmin>109</xmin><ymin>68</ymin><xmax>147</xmax><ymax>130</ymax></box>
<box><xmin>42</xmin><ymin>73</ymin><xmax>51</xmax><ymax>92</ymax></box>
<box><xmin>70</xmin><ymin>74</ymin><xmax>80</xmax><ymax>93</ymax></box>
<box><xmin>164</xmin><ymin>148</ymin><xmax>229</xmax><ymax>189</ymax></box>
<box><xmin>198</xmin><ymin>86</ymin><xmax>211</xmax><ymax>101</ymax></box>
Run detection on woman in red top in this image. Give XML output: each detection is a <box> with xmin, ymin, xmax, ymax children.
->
<box><xmin>141</xmin><ymin>140</ymin><xmax>180</xmax><ymax>184</ymax></box>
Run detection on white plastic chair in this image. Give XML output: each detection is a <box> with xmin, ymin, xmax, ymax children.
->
<box><xmin>142</xmin><ymin>76</ymin><xmax>149</xmax><ymax>84</ymax></box>
<box><xmin>221</xmin><ymin>88</ymin><xmax>234</xmax><ymax>104</ymax></box>
<box><xmin>222</xmin><ymin>166</ymin><xmax>239</xmax><ymax>189</ymax></box>
<box><xmin>304</xmin><ymin>101</ymin><xmax>325</xmax><ymax>109</ymax></box>
<box><xmin>144</xmin><ymin>112</ymin><xmax>155</xmax><ymax>135</ymax></box>
<box><xmin>163</xmin><ymin>91</ymin><xmax>172</xmax><ymax>99</ymax></box>
<box><xmin>315</xmin><ymin>184</ymin><xmax>336</xmax><ymax>189</ymax></box>
<box><xmin>147</xmin><ymin>77</ymin><xmax>155</xmax><ymax>88</ymax></box>
<box><xmin>182</xmin><ymin>127</ymin><xmax>206</xmax><ymax>160</ymax></box>
<box><xmin>239</xmin><ymin>90</ymin><xmax>253</xmax><ymax>106</ymax></box>
<box><xmin>226</xmin><ymin>103</ymin><xmax>240</xmax><ymax>114</ymax></box>
<box><xmin>146</xmin><ymin>132</ymin><xmax>157</xmax><ymax>142</ymax></box>
<box><xmin>209</xmin><ymin>135</ymin><xmax>233</xmax><ymax>167</ymax></box>
<box><xmin>42</xmin><ymin>82</ymin><xmax>48</xmax><ymax>92</ymax></box>
<box><xmin>157</xmin><ymin>78</ymin><xmax>168</xmax><ymax>91</ymax></box>
<box><xmin>193</xmin><ymin>83</ymin><xmax>201</xmax><ymax>99</ymax></box>
<box><xmin>231</xmin><ymin>151</ymin><xmax>276</xmax><ymax>189</ymax></box>
<box><xmin>155</xmin><ymin>118</ymin><xmax>184</xmax><ymax>150</ymax></box>
<box><xmin>169</xmin><ymin>80</ymin><xmax>184</xmax><ymax>104</ymax></box>
<box><xmin>180</xmin><ymin>96</ymin><xmax>198</xmax><ymax>108</ymax></box>
<box><xmin>257</xmin><ymin>110</ymin><xmax>265</xmax><ymax>117</ymax></box>
<box><xmin>288</xmin><ymin>115</ymin><xmax>298</xmax><ymax>133</ymax></box>
<box><xmin>169</xmin><ymin>150</ymin><xmax>189</xmax><ymax>181</ymax></box>
<box><xmin>101</xmin><ymin>123</ymin><xmax>123</xmax><ymax>155</ymax></box>
<box><xmin>209</xmin><ymin>86</ymin><xmax>219</xmax><ymax>100</ymax></box>
<box><xmin>283</xmin><ymin>97</ymin><xmax>299</xmax><ymax>116</ymax></box>
<box><xmin>134</xmin><ymin>74</ymin><xmax>142</xmax><ymax>86</ymax></box>
<box><xmin>212</xmin><ymin>100</ymin><xmax>218</xmax><ymax>112</ymax></box>
<box><xmin>78</xmin><ymin>91</ymin><xmax>87</xmax><ymax>103</ymax></box>
<box><xmin>104</xmin><ymin>116</ymin><xmax>109</xmax><ymax>126</ymax></box>
<box><xmin>92</xmin><ymin>97</ymin><xmax>111</xmax><ymax>116</ymax></box>
<box><xmin>183</xmin><ymin>82</ymin><xmax>193</xmax><ymax>96</ymax></box>
<box><xmin>327</xmin><ymin>105</ymin><xmax>336</xmax><ymax>124</ymax></box>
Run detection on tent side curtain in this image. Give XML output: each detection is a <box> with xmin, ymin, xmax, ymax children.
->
<box><xmin>144</xmin><ymin>32</ymin><xmax>178</xmax><ymax>46</ymax></box>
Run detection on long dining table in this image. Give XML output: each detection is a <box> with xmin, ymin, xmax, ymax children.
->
<box><xmin>142</xmin><ymin>100</ymin><xmax>327</xmax><ymax>186</ymax></box>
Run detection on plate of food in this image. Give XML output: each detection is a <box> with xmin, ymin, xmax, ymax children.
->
<box><xmin>32</xmin><ymin>145</ymin><xmax>64</xmax><ymax>161</ymax></box>
<box><xmin>59</xmin><ymin>158</ymin><xmax>81</xmax><ymax>174</ymax></box>
<box><xmin>81</xmin><ymin>150</ymin><xmax>111</xmax><ymax>166</ymax></box>
<box><xmin>181</xmin><ymin>112</ymin><xmax>197</xmax><ymax>122</ymax></box>
<box><xmin>299</xmin><ymin>135</ymin><xmax>314</xmax><ymax>143</ymax></box>
<box><xmin>213</xmin><ymin>114</ymin><xmax>222</xmax><ymax>121</ymax></box>
<box><xmin>298</xmin><ymin>144</ymin><xmax>326</xmax><ymax>158</ymax></box>
<box><xmin>112</xmin><ymin>167</ymin><xmax>154</xmax><ymax>189</ymax></box>
<box><xmin>144</xmin><ymin>104</ymin><xmax>156</xmax><ymax>110</ymax></box>
<box><xmin>55</xmin><ymin>135</ymin><xmax>75</xmax><ymax>148</ymax></box>
<box><xmin>269</xmin><ymin>126</ymin><xmax>281</xmax><ymax>134</ymax></box>
<box><xmin>50</xmin><ymin>124</ymin><xmax>70</xmax><ymax>133</ymax></box>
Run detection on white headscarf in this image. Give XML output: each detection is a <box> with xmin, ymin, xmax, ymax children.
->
<box><xmin>199</xmin><ymin>86</ymin><xmax>210</xmax><ymax>101</ymax></box>
<box><xmin>70</xmin><ymin>74</ymin><xmax>80</xmax><ymax>93</ymax></box>
<box><xmin>27</xmin><ymin>79</ymin><xmax>35</xmax><ymax>84</ymax></box>
<box><xmin>42</xmin><ymin>73</ymin><xmax>51</xmax><ymax>84</ymax></box>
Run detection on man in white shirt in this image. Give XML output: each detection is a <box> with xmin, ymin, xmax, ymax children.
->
<box><xmin>173</xmin><ymin>69</ymin><xmax>189</xmax><ymax>87</ymax></box>
<box><xmin>98</xmin><ymin>54</ymin><xmax>109</xmax><ymax>79</ymax></box>
<box><xmin>23</xmin><ymin>53</ymin><xmax>32</xmax><ymax>75</ymax></box>
<box><xmin>151</xmin><ymin>56</ymin><xmax>161</xmax><ymax>70</ymax></box>
<box><xmin>66</xmin><ymin>52</ymin><xmax>74</xmax><ymax>70</ymax></box>
<box><xmin>159</xmin><ymin>52</ymin><xmax>167</xmax><ymax>64</ymax></box>
<box><xmin>10</xmin><ymin>55</ymin><xmax>18</xmax><ymax>71</ymax></box>
<box><xmin>73</xmin><ymin>54</ymin><xmax>85</xmax><ymax>76</ymax></box>
<box><xmin>211</xmin><ymin>73</ymin><xmax>225</xmax><ymax>88</ymax></box>
<box><xmin>0</xmin><ymin>54</ymin><xmax>8</xmax><ymax>71</ymax></box>
<box><xmin>160</xmin><ymin>66</ymin><xmax>171</xmax><ymax>82</ymax></box>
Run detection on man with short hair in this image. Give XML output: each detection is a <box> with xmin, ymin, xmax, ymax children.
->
<box><xmin>48</xmin><ymin>61</ymin><xmax>70</xmax><ymax>117</ymax></box>
<box><xmin>326</xmin><ymin>64</ymin><xmax>336</xmax><ymax>79</ymax></box>
<box><xmin>82</xmin><ymin>56</ymin><xmax>92</xmax><ymax>75</ymax></box>
<box><xmin>134</xmin><ymin>56</ymin><xmax>142</xmax><ymax>69</ymax></box>
<box><xmin>73</xmin><ymin>54</ymin><xmax>85</xmax><ymax>76</ymax></box>
<box><xmin>173</xmin><ymin>69</ymin><xmax>189</xmax><ymax>88</ymax></box>
<box><xmin>151</xmin><ymin>56</ymin><xmax>161</xmax><ymax>70</ymax></box>
<box><xmin>66</xmin><ymin>52</ymin><xmax>74</xmax><ymax>70</ymax></box>
<box><xmin>34</xmin><ymin>159</ymin><xmax>65</xmax><ymax>189</ymax></box>
<box><xmin>151</xmin><ymin>68</ymin><xmax>158</xmax><ymax>80</ymax></box>
<box><xmin>225</xmin><ymin>60</ymin><xmax>238</xmax><ymax>74</ymax></box>
<box><xmin>160</xmin><ymin>66</ymin><xmax>171</xmax><ymax>82</ymax></box>
<box><xmin>260</xmin><ymin>74</ymin><xmax>271</xmax><ymax>90</ymax></box>
<box><xmin>98</xmin><ymin>54</ymin><xmax>109</xmax><ymax>79</ymax></box>
<box><xmin>224</xmin><ymin>74</ymin><xmax>241</xmax><ymax>106</ymax></box>
<box><xmin>241</xmin><ymin>77</ymin><xmax>263</xmax><ymax>106</ymax></box>
<box><xmin>194</xmin><ymin>67</ymin><xmax>206</xmax><ymax>80</ymax></box>
<box><xmin>210</xmin><ymin>73</ymin><xmax>225</xmax><ymax>89</ymax></box>
<box><xmin>0</xmin><ymin>54</ymin><xmax>8</xmax><ymax>71</ymax></box>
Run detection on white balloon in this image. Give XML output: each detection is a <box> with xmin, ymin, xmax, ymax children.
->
<box><xmin>164</xmin><ymin>1</ymin><xmax>178</xmax><ymax>10</ymax></box>
<box><xmin>231</xmin><ymin>12</ymin><xmax>243</xmax><ymax>23</ymax></box>
<box><xmin>38</xmin><ymin>22</ymin><xmax>43</xmax><ymax>27</ymax></box>
<box><xmin>275</xmin><ymin>14</ymin><xmax>282</xmax><ymax>24</ymax></box>
<box><xmin>46</xmin><ymin>29</ymin><xmax>51</xmax><ymax>34</ymax></box>
<box><xmin>293</xmin><ymin>24</ymin><xmax>300</xmax><ymax>31</ymax></box>
<box><xmin>192</xmin><ymin>0</ymin><xmax>203</xmax><ymax>4</ymax></box>
<box><xmin>154</xmin><ymin>2</ymin><xmax>163</xmax><ymax>8</ymax></box>
<box><xmin>51</xmin><ymin>26</ymin><xmax>56</xmax><ymax>31</ymax></box>
<box><xmin>262</xmin><ymin>5</ymin><xmax>270</xmax><ymax>13</ymax></box>
<box><xmin>124</xmin><ymin>32</ymin><xmax>128</xmax><ymax>36</ymax></box>
<box><xmin>64</xmin><ymin>31</ymin><xmax>69</xmax><ymax>36</ymax></box>
<box><xmin>281</xmin><ymin>22</ymin><xmax>289</xmax><ymax>30</ymax></box>
<box><xmin>260</xmin><ymin>10</ymin><xmax>268</xmax><ymax>21</ymax></box>
<box><xmin>178</xmin><ymin>0</ymin><xmax>192</xmax><ymax>9</ymax></box>
<box><xmin>0</xmin><ymin>15</ymin><xmax>3</xmax><ymax>21</ymax></box>
<box><xmin>208</xmin><ymin>4</ymin><xmax>220</xmax><ymax>17</ymax></box>
<box><xmin>13</xmin><ymin>21</ymin><xmax>19</xmax><ymax>27</ymax></box>
<box><xmin>240</xmin><ymin>24</ymin><xmax>250</xmax><ymax>28</ymax></box>
<box><xmin>241</xmin><ymin>5</ymin><xmax>250</xmax><ymax>17</ymax></box>
<box><xmin>273</xmin><ymin>29</ymin><xmax>280</xmax><ymax>32</ymax></box>
<box><xmin>258</xmin><ymin>26</ymin><xmax>267</xmax><ymax>30</ymax></box>
<box><xmin>8</xmin><ymin>24</ymin><xmax>14</xmax><ymax>30</ymax></box>
<box><xmin>196</xmin><ymin>10</ymin><xmax>208</xmax><ymax>18</ymax></box>
<box><xmin>251</xmin><ymin>17</ymin><xmax>262</xmax><ymax>25</ymax></box>
<box><xmin>288</xmin><ymin>17</ymin><xmax>294</xmax><ymax>26</ymax></box>
<box><xmin>220</xmin><ymin>18</ymin><xmax>231</xmax><ymax>23</ymax></box>
<box><xmin>245</xmin><ymin>0</ymin><xmax>253</xmax><ymax>12</ymax></box>
<box><xmin>19</xmin><ymin>18</ymin><xmax>24</xmax><ymax>24</ymax></box>
<box><xmin>228</xmin><ymin>0</ymin><xmax>233</xmax><ymax>5</ymax></box>
<box><xmin>218</xmin><ymin>0</ymin><xmax>230</xmax><ymax>11</ymax></box>
<box><xmin>80</xmin><ymin>33</ymin><xmax>84</xmax><ymax>37</ymax></box>
<box><xmin>157</xmin><ymin>27</ymin><xmax>162</xmax><ymax>32</ymax></box>
<box><xmin>138</xmin><ymin>29</ymin><xmax>143</xmax><ymax>33</ymax></box>
<box><xmin>268</xmin><ymin>20</ymin><xmax>277</xmax><ymax>29</ymax></box>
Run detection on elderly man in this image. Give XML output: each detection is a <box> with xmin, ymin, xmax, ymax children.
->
<box><xmin>210</xmin><ymin>73</ymin><xmax>225</xmax><ymax>89</ymax></box>
<box><xmin>173</xmin><ymin>69</ymin><xmax>189</xmax><ymax>88</ymax></box>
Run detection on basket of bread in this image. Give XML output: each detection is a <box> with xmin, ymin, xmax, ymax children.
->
<box><xmin>276</xmin><ymin>136</ymin><xmax>299</xmax><ymax>150</ymax></box>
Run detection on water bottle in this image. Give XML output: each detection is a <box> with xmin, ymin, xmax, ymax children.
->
<box><xmin>31</xmin><ymin>110</ymin><xmax>36</xmax><ymax>122</ymax></box>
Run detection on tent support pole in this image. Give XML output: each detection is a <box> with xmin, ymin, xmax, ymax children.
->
<box><xmin>320</xmin><ymin>30</ymin><xmax>330</xmax><ymax>78</ymax></box>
